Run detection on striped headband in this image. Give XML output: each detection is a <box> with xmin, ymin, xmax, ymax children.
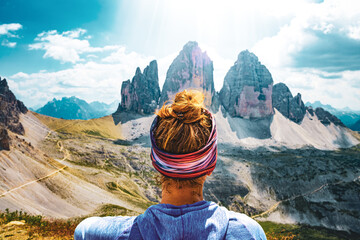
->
<box><xmin>150</xmin><ymin>110</ymin><xmax>217</xmax><ymax>179</ymax></box>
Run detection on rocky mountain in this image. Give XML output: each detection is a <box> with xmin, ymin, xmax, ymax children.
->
<box><xmin>89</xmin><ymin>100</ymin><xmax>118</xmax><ymax>115</ymax></box>
<box><xmin>313</xmin><ymin>107</ymin><xmax>345</xmax><ymax>127</ymax></box>
<box><xmin>271</xmin><ymin>83</ymin><xmax>345</xmax><ymax>128</ymax></box>
<box><xmin>116</xmin><ymin>60</ymin><xmax>160</xmax><ymax>114</ymax></box>
<box><xmin>36</xmin><ymin>96</ymin><xmax>118</xmax><ymax>120</ymax></box>
<box><xmin>0</xmin><ymin>77</ymin><xmax>28</xmax><ymax>150</ymax></box>
<box><xmin>219</xmin><ymin>50</ymin><xmax>274</xmax><ymax>118</ymax></box>
<box><xmin>306</xmin><ymin>101</ymin><xmax>360</xmax><ymax>130</ymax></box>
<box><xmin>272</xmin><ymin>83</ymin><xmax>306</xmax><ymax>123</ymax></box>
<box><xmin>160</xmin><ymin>41</ymin><xmax>215</xmax><ymax>107</ymax></box>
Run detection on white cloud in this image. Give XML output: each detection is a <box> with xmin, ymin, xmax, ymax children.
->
<box><xmin>252</xmin><ymin>0</ymin><xmax>360</xmax><ymax>69</ymax></box>
<box><xmin>0</xmin><ymin>23</ymin><xmax>22</xmax><ymax>37</ymax></box>
<box><xmin>348</xmin><ymin>24</ymin><xmax>360</xmax><ymax>40</ymax></box>
<box><xmin>1</xmin><ymin>39</ymin><xmax>17</xmax><ymax>48</ymax></box>
<box><xmin>29</xmin><ymin>29</ymin><xmax>120</xmax><ymax>63</ymax></box>
<box><xmin>249</xmin><ymin>0</ymin><xmax>360</xmax><ymax>110</ymax></box>
<box><xmin>0</xmin><ymin>23</ymin><xmax>22</xmax><ymax>48</ymax></box>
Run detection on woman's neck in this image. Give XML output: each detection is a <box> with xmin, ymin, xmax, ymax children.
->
<box><xmin>160</xmin><ymin>184</ymin><xmax>204</xmax><ymax>206</ymax></box>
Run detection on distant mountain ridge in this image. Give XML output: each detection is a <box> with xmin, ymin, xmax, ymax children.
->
<box><xmin>305</xmin><ymin>101</ymin><xmax>360</xmax><ymax>130</ymax></box>
<box><xmin>350</xmin><ymin>119</ymin><xmax>360</xmax><ymax>131</ymax></box>
<box><xmin>35</xmin><ymin>96</ymin><xmax>118</xmax><ymax>120</ymax></box>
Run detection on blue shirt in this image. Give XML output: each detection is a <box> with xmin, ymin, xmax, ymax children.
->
<box><xmin>74</xmin><ymin>201</ymin><xmax>266</xmax><ymax>240</ymax></box>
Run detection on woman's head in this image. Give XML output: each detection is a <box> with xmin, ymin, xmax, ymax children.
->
<box><xmin>150</xmin><ymin>89</ymin><xmax>218</xmax><ymax>185</ymax></box>
<box><xmin>154</xmin><ymin>89</ymin><xmax>212</xmax><ymax>154</ymax></box>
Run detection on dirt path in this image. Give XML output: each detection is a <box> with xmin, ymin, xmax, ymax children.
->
<box><xmin>252</xmin><ymin>175</ymin><xmax>359</xmax><ymax>219</ymax></box>
<box><xmin>0</xmin><ymin>128</ymin><xmax>70</xmax><ymax>198</ymax></box>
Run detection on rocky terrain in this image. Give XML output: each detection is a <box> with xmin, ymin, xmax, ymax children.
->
<box><xmin>205</xmin><ymin>143</ymin><xmax>360</xmax><ymax>235</ymax></box>
<box><xmin>36</xmin><ymin>96</ymin><xmax>118</xmax><ymax>120</ymax></box>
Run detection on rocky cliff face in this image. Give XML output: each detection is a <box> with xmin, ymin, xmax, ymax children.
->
<box><xmin>0</xmin><ymin>77</ymin><xmax>28</xmax><ymax>150</ymax></box>
<box><xmin>0</xmin><ymin>77</ymin><xmax>28</xmax><ymax>134</ymax></box>
<box><xmin>118</xmin><ymin>60</ymin><xmax>160</xmax><ymax>114</ymax></box>
<box><xmin>219</xmin><ymin>50</ymin><xmax>274</xmax><ymax>118</ymax></box>
<box><xmin>272</xmin><ymin>83</ymin><xmax>306</xmax><ymax>123</ymax></box>
<box><xmin>160</xmin><ymin>41</ymin><xmax>215</xmax><ymax>107</ymax></box>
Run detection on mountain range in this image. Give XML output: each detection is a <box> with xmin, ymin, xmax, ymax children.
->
<box><xmin>305</xmin><ymin>101</ymin><xmax>360</xmax><ymax>130</ymax></box>
<box><xmin>35</xmin><ymin>97</ymin><xmax>118</xmax><ymax>120</ymax></box>
<box><xmin>113</xmin><ymin>41</ymin><xmax>358</xmax><ymax>149</ymax></box>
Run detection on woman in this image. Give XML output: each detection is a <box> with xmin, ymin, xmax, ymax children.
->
<box><xmin>74</xmin><ymin>90</ymin><xmax>266</xmax><ymax>240</ymax></box>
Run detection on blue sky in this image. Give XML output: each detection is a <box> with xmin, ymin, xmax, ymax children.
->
<box><xmin>1</xmin><ymin>0</ymin><xmax>360</xmax><ymax>110</ymax></box>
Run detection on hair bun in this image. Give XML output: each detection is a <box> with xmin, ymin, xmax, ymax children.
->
<box><xmin>157</xmin><ymin>89</ymin><xmax>208</xmax><ymax>124</ymax></box>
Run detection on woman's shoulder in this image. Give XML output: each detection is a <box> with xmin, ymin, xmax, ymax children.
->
<box><xmin>74</xmin><ymin>215</ymin><xmax>136</xmax><ymax>240</ymax></box>
<box><xmin>223</xmin><ymin>209</ymin><xmax>267</xmax><ymax>240</ymax></box>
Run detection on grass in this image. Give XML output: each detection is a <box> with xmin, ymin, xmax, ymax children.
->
<box><xmin>94</xmin><ymin>204</ymin><xmax>138</xmax><ymax>217</ymax></box>
<box><xmin>0</xmin><ymin>205</ymin><xmax>138</xmax><ymax>239</ymax></box>
<box><xmin>33</xmin><ymin>111</ymin><xmax>122</xmax><ymax>139</ymax></box>
<box><xmin>259</xmin><ymin>221</ymin><xmax>359</xmax><ymax>240</ymax></box>
<box><xmin>0</xmin><ymin>209</ymin><xmax>81</xmax><ymax>239</ymax></box>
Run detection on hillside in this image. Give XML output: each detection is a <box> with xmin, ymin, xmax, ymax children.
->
<box><xmin>32</xmin><ymin>112</ymin><xmax>122</xmax><ymax>139</ymax></box>
<box><xmin>0</xmin><ymin>111</ymin><xmax>156</xmax><ymax>219</ymax></box>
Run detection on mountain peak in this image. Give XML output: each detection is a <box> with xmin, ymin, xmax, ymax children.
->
<box><xmin>160</xmin><ymin>41</ymin><xmax>214</xmax><ymax>107</ymax></box>
<box><xmin>182</xmin><ymin>41</ymin><xmax>199</xmax><ymax>51</ymax></box>
<box><xmin>219</xmin><ymin>50</ymin><xmax>273</xmax><ymax>118</ymax></box>
<box><xmin>0</xmin><ymin>78</ymin><xmax>10</xmax><ymax>93</ymax></box>
<box><xmin>135</xmin><ymin>67</ymin><xmax>142</xmax><ymax>75</ymax></box>
<box><xmin>116</xmin><ymin>60</ymin><xmax>160</xmax><ymax>115</ymax></box>
<box><xmin>0</xmin><ymin>76</ymin><xmax>28</xmax><ymax>149</ymax></box>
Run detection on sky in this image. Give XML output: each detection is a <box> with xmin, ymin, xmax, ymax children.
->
<box><xmin>0</xmin><ymin>0</ymin><xmax>360</xmax><ymax>110</ymax></box>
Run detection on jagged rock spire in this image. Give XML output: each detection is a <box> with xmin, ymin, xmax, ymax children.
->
<box><xmin>219</xmin><ymin>50</ymin><xmax>274</xmax><ymax>118</ymax></box>
<box><xmin>160</xmin><ymin>41</ymin><xmax>215</xmax><ymax>107</ymax></box>
<box><xmin>118</xmin><ymin>60</ymin><xmax>160</xmax><ymax>114</ymax></box>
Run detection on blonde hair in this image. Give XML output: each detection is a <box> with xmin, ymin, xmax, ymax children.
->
<box><xmin>154</xmin><ymin>89</ymin><xmax>212</xmax><ymax>154</ymax></box>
